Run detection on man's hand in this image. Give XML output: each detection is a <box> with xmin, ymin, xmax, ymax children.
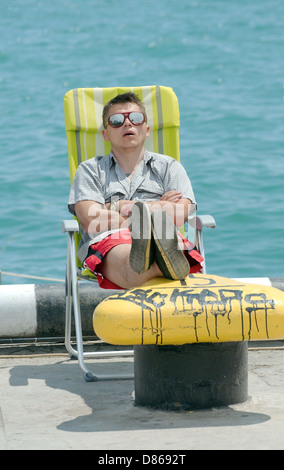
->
<box><xmin>151</xmin><ymin>192</ymin><xmax>193</xmax><ymax>227</ymax></box>
<box><xmin>160</xmin><ymin>190</ymin><xmax>183</xmax><ymax>203</ymax></box>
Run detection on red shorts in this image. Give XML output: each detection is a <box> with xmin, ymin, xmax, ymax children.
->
<box><xmin>84</xmin><ymin>228</ymin><xmax>204</xmax><ymax>290</ymax></box>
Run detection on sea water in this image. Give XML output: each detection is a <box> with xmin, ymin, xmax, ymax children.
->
<box><xmin>0</xmin><ymin>0</ymin><xmax>283</xmax><ymax>284</ymax></box>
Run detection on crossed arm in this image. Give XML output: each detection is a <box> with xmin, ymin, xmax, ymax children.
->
<box><xmin>74</xmin><ymin>190</ymin><xmax>194</xmax><ymax>235</ymax></box>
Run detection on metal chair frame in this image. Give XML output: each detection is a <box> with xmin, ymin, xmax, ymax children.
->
<box><xmin>62</xmin><ymin>215</ymin><xmax>215</xmax><ymax>382</ymax></box>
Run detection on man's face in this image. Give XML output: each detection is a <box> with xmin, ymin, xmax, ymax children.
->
<box><xmin>102</xmin><ymin>102</ymin><xmax>149</xmax><ymax>152</ymax></box>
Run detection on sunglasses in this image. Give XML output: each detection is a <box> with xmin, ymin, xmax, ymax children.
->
<box><xmin>106</xmin><ymin>111</ymin><xmax>146</xmax><ymax>128</ymax></box>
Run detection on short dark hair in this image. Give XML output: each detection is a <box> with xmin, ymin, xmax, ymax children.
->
<box><xmin>102</xmin><ymin>92</ymin><xmax>147</xmax><ymax>128</ymax></box>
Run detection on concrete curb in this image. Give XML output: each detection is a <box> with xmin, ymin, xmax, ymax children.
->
<box><xmin>235</xmin><ymin>277</ymin><xmax>284</xmax><ymax>291</ymax></box>
<box><xmin>0</xmin><ymin>283</ymin><xmax>119</xmax><ymax>339</ymax></box>
<box><xmin>0</xmin><ymin>277</ymin><xmax>283</xmax><ymax>339</ymax></box>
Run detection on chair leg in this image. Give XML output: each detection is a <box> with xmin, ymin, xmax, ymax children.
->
<box><xmin>64</xmin><ymin>231</ymin><xmax>134</xmax><ymax>382</ymax></box>
<box><xmin>196</xmin><ymin>229</ymin><xmax>207</xmax><ymax>274</ymax></box>
<box><xmin>64</xmin><ymin>232</ymin><xmax>95</xmax><ymax>380</ymax></box>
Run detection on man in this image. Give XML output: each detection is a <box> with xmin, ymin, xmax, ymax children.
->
<box><xmin>68</xmin><ymin>92</ymin><xmax>203</xmax><ymax>289</ymax></box>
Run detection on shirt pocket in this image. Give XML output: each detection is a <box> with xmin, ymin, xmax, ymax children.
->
<box><xmin>104</xmin><ymin>190</ymin><xmax>126</xmax><ymax>203</ymax></box>
<box><xmin>134</xmin><ymin>181</ymin><xmax>164</xmax><ymax>200</ymax></box>
<box><xmin>104</xmin><ymin>178</ymin><xmax>127</xmax><ymax>202</ymax></box>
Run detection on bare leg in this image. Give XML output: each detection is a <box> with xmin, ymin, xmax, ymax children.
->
<box><xmin>99</xmin><ymin>244</ymin><xmax>163</xmax><ymax>289</ymax></box>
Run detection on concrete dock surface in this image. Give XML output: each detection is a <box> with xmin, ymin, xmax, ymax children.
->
<box><xmin>0</xmin><ymin>343</ymin><xmax>283</xmax><ymax>450</ymax></box>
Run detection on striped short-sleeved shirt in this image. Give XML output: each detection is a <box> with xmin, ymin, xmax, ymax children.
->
<box><xmin>68</xmin><ymin>150</ymin><xmax>196</xmax><ymax>261</ymax></box>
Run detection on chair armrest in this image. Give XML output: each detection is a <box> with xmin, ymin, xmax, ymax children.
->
<box><xmin>187</xmin><ymin>214</ymin><xmax>216</xmax><ymax>230</ymax></box>
<box><xmin>62</xmin><ymin>219</ymin><xmax>80</xmax><ymax>233</ymax></box>
<box><xmin>195</xmin><ymin>215</ymin><xmax>216</xmax><ymax>230</ymax></box>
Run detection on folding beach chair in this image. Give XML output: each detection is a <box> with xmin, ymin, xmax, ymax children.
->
<box><xmin>62</xmin><ymin>85</ymin><xmax>216</xmax><ymax>381</ymax></box>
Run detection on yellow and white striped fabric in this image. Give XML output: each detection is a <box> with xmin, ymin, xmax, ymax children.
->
<box><xmin>64</xmin><ymin>85</ymin><xmax>180</xmax><ymax>184</ymax></box>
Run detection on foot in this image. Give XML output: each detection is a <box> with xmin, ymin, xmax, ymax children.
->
<box><xmin>151</xmin><ymin>210</ymin><xmax>190</xmax><ymax>280</ymax></box>
<box><xmin>128</xmin><ymin>201</ymin><xmax>155</xmax><ymax>274</ymax></box>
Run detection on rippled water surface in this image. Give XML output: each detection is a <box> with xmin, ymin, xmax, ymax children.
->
<box><xmin>1</xmin><ymin>0</ymin><xmax>283</xmax><ymax>284</ymax></box>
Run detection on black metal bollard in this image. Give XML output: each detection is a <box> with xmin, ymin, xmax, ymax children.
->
<box><xmin>134</xmin><ymin>342</ymin><xmax>248</xmax><ymax>410</ymax></box>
